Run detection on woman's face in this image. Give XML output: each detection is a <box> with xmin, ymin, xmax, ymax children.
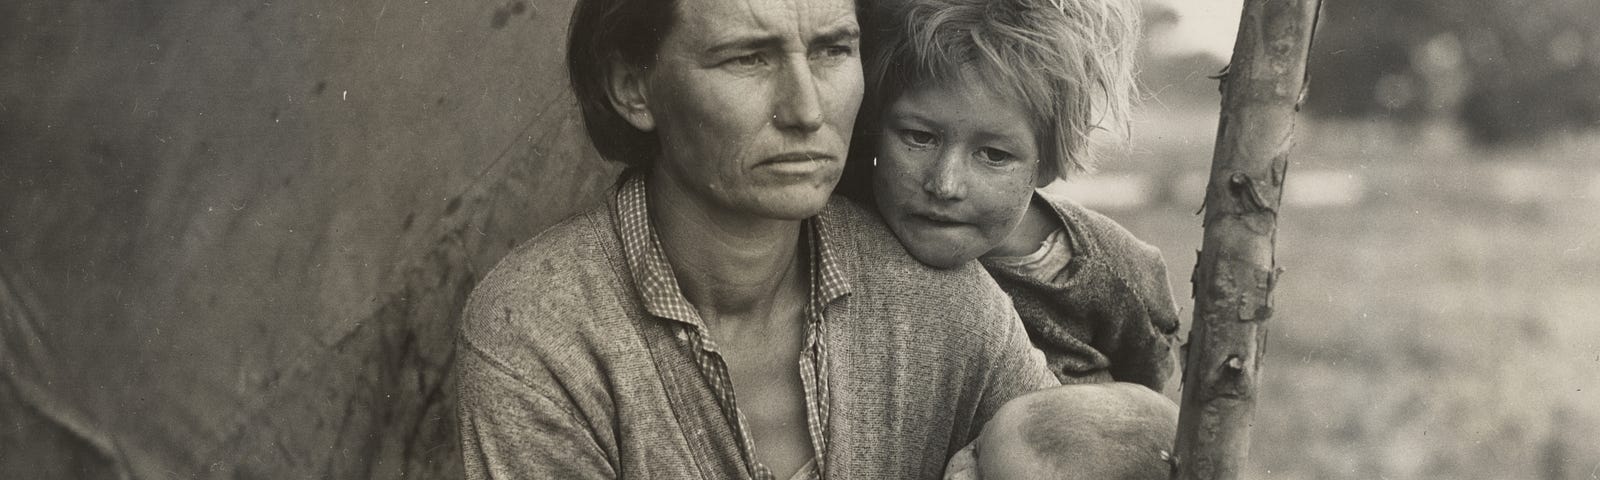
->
<box><xmin>872</xmin><ymin>80</ymin><xmax>1042</xmax><ymax>268</ymax></box>
<box><xmin>637</xmin><ymin>0</ymin><xmax>863</xmax><ymax>221</ymax></box>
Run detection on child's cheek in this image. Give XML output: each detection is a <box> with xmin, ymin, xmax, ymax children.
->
<box><xmin>974</xmin><ymin>175</ymin><xmax>1037</xmax><ymax>238</ymax></box>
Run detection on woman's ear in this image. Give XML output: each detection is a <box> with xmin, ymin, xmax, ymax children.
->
<box><xmin>604</xmin><ymin>58</ymin><xmax>655</xmax><ymax>132</ymax></box>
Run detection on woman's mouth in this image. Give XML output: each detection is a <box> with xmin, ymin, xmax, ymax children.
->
<box><xmin>754</xmin><ymin>152</ymin><xmax>837</xmax><ymax>176</ymax></box>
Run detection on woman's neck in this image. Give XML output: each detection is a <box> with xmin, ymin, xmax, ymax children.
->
<box><xmin>646</xmin><ymin>171</ymin><xmax>807</xmax><ymax>328</ymax></box>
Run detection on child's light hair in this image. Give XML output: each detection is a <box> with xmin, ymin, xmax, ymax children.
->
<box><xmin>860</xmin><ymin>0</ymin><xmax>1142</xmax><ymax>179</ymax></box>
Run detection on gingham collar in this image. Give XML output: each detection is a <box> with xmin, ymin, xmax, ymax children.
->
<box><xmin>612</xmin><ymin>173</ymin><xmax>851</xmax><ymax>327</ymax></box>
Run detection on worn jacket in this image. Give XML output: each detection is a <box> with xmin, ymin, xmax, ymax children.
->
<box><xmin>981</xmin><ymin>190</ymin><xmax>1182</xmax><ymax>391</ymax></box>
<box><xmin>456</xmin><ymin>185</ymin><xmax>1055</xmax><ymax>479</ymax></box>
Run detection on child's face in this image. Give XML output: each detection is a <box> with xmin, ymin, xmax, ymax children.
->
<box><xmin>871</xmin><ymin>80</ymin><xmax>1042</xmax><ymax>268</ymax></box>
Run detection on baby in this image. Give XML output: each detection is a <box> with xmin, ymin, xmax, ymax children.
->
<box><xmin>943</xmin><ymin>383</ymin><xmax>1178</xmax><ymax>480</ymax></box>
<box><xmin>851</xmin><ymin>0</ymin><xmax>1181</xmax><ymax>390</ymax></box>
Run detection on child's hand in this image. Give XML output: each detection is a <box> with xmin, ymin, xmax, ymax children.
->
<box><xmin>943</xmin><ymin>442</ymin><xmax>980</xmax><ymax>480</ymax></box>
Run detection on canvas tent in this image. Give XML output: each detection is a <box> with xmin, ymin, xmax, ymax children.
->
<box><xmin>1</xmin><ymin>0</ymin><xmax>608</xmax><ymax>477</ymax></box>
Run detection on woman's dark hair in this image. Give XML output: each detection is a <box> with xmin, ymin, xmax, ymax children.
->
<box><xmin>566</xmin><ymin>0</ymin><xmax>678</xmax><ymax>167</ymax></box>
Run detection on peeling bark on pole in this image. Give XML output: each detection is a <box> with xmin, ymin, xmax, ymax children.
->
<box><xmin>1171</xmin><ymin>1</ymin><xmax>1321</xmax><ymax>479</ymax></box>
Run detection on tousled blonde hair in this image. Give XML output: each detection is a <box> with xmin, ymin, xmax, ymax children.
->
<box><xmin>859</xmin><ymin>0</ymin><xmax>1142</xmax><ymax>179</ymax></box>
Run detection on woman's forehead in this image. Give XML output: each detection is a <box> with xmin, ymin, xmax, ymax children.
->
<box><xmin>667</xmin><ymin>0</ymin><xmax>858</xmax><ymax>47</ymax></box>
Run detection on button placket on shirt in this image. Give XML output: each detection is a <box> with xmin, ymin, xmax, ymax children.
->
<box><xmin>616</xmin><ymin>175</ymin><xmax>845</xmax><ymax>480</ymax></box>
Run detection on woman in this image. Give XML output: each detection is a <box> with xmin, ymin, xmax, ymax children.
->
<box><xmin>454</xmin><ymin>0</ymin><xmax>1055</xmax><ymax>478</ymax></box>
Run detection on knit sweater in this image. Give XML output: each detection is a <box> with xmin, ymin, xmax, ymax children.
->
<box><xmin>981</xmin><ymin>190</ymin><xmax>1182</xmax><ymax>392</ymax></box>
<box><xmin>455</xmin><ymin>189</ymin><xmax>1056</xmax><ymax>479</ymax></box>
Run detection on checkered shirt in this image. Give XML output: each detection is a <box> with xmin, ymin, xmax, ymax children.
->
<box><xmin>614</xmin><ymin>175</ymin><xmax>849</xmax><ymax>480</ymax></box>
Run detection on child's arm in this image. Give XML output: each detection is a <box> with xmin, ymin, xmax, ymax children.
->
<box><xmin>1024</xmin><ymin>191</ymin><xmax>1181</xmax><ymax>392</ymax></box>
<box><xmin>1101</xmin><ymin>245</ymin><xmax>1182</xmax><ymax>392</ymax></box>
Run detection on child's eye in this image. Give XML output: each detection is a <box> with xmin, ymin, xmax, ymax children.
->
<box><xmin>976</xmin><ymin>147</ymin><xmax>1015</xmax><ymax>166</ymax></box>
<box><xmin>897</xmin><ymin>129</ymin><xmax>938</xmax><ymax>148</ymax></box>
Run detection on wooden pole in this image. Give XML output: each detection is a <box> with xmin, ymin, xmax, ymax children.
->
<box><xmin>1171</xmin><ymin>0</ymin><xmax>1321</xmax><ymax>479</ymax></box>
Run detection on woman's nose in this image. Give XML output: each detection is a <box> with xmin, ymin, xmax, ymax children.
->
<box><xmin>772</xmin><ymin>58</ymin><xmax>824</xmax><ymax>133</ymax></box>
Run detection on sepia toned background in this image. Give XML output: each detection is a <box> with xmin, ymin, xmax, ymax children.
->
<box><xmin>3</xmin><ymin>0</ymin><xmax>1597</xmax><ymax>478</ymax></box>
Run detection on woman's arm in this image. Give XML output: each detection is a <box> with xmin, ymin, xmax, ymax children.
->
<box><xmin>974</xmin><ymin>302</ymin><xmax>1060</xmax><ymax>436</ymax></box>
<box><xmin>456</xmin><ymin>341</ymin><xmax>616</xmax><ymax>480</ymax></box>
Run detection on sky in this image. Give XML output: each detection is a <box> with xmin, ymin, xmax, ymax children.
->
<box><xmin>1145</xmin><ymin>0</ymin><xmax>1246</xmax><ymax>59</ymax></box>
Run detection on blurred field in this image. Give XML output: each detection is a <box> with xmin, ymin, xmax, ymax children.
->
<box><xmin>1071</xmin><ymin>111</ymin><xmax>1600</xmax><ymax>479</ymax></box>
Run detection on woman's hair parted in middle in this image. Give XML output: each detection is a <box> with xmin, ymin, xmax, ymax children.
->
<box><xmin>857</xmin><ymin>0</ymin><xmax>1142</xmax><ymax>180</ymax></box>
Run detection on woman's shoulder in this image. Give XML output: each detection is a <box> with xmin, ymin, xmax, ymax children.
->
<box><xmin>820</xmin><ymin>195</ymin><xmax>1022</xmax><ymax>336</ymax></box>
<box><xmin>821</xmin><ymin>195</ymin><xmax>1007</xmax><ymax>296</ymax></box>
<box><xmin>471</xmin><ymin>205</ymin><xmax>617</xmax><ymax>307</ymax></box>
<box><xmin>460</xmin><ymin>204</ymin><xmax>632</xmax><ymax>362</ymax></box>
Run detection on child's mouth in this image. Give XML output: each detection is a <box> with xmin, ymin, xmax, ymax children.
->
<box><xmin>912</xmin><ymin>212</ymin><xmax>965</xmax><ymax>226</ymax></box>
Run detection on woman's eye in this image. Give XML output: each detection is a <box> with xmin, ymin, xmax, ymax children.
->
<box><xmin>814</xmin><ymin>45</ymin><xmax>854</xmax><ymax>59</ymax></box>
<box><xmin>808</xmin><ymin>44</ymin><xmax>855</xmax><ymax>67</ymax></box>
<box><xmin>977</xmin><ymin>147</ymin><xmax>1015</xmax><ymax>165</ymax></box>
<box><xmin>898</xmin><ymin>129</ymin><xmax>937</xmax><ymax>148</ymax></box>
<box><xmin>726</xmin><ymin>53</ymin><xmax>767</xmax><ymax>69</ymax></box>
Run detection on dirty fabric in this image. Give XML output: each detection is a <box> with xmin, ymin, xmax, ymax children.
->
<box><xmin>0</xmin><ymin>0</ymin><xmax>618</xmax><ymax>477</ymax></box>
<box><xmin>456</xmin><ymin>178</ymin><xmax>1058</xmax><ymax>479</ymax></box>
<box><xmin>981</xmin><ymin>190</ymin><xmax>1183</xmax><ymax>392</ymax></box>
<box><xmin>605</xmin><ymin>174</ymin><xmax>841</xmax><ymax>480</ymax></box>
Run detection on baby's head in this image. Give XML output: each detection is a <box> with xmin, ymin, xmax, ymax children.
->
<box><xmin>854</xmin><ymin>0</ymin><xmax>1140</xmax><ymax>268</ymax></box>
<box><xmin>945</xmin><ymin>383</ymin><xmax>1178</xmax><ymax>480</ymax></box>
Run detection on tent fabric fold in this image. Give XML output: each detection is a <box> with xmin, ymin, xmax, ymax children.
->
<box><xmin>0</xmin><ymin>0</ymin><xmax>614</xmax><ymax>477</ymax></box>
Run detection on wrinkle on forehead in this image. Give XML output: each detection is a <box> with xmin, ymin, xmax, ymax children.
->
<box><xmin>674</xmin><ymin>0</ymin><xmax>857</xmax><ymax>47</ymax></box>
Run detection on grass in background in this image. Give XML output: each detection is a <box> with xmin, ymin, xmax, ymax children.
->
<box><xmin>1089</xmin><ymin>114</ymin><xmax>1600</xmax><ymax>479</ymax></box>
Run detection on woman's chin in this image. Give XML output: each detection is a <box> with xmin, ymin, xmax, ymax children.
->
<box><xmin>725</xmin><ymin>184</ymin><xmax>838</xmax><ymax>221</ymax></box>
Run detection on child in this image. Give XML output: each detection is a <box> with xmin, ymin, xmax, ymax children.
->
<box><xmin>849</xmin><ymin>0</ymin><xmax>1182</xmax><ymax>391</ymax></box>
<box><xmin>942</xmin><ymin>383</ymin><xmax>1179</xmax><ymax>480</ymax></box>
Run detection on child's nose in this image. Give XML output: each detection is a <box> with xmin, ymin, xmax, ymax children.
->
<box><xmin>923</xmin><ymin>151</ymin><xmax>967</xmax><ymax>200</ymax></box>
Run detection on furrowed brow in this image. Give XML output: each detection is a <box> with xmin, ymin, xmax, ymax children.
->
<box><xmin>810</xmin><ymin>25</ymin><xmax>861</xmax><ymax>47</ymax></box>
<box><xmin>706</xmin><ymin>35</ymin><xmax>784</xmax><ymax>56</ymax></box>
